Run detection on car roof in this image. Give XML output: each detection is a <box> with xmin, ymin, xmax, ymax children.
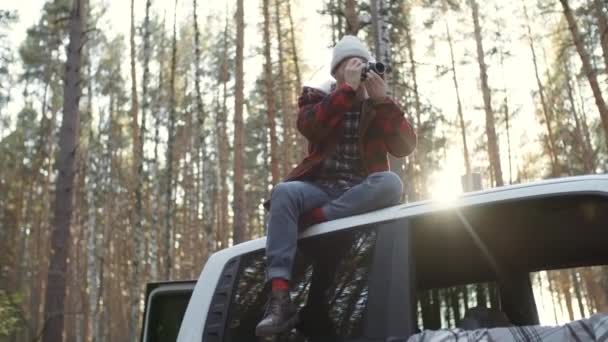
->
<box><xmin>213</xmin><ymin>174</ymin><xmax>608</xmax><ymax>260</ymax></box>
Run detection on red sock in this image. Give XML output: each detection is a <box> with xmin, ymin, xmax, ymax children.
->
<box><xmin>299</xmin><ymin>207</ymin><xmax>327</xmax><ymax>229</ymax></box>
<box><xmin>271</xmin><ymin>278</ymin><xmax>289</xmax><ymax>291</ymax></box>
<box><xmin>310</xmin><ymin>207</ymin><xmax>326</xmax><ymax>223</ymax></box>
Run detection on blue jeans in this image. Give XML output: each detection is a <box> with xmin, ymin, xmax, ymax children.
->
<box><xmin>265</xmin><ymin>171</ymin><xmax>403</xmax><ymax>281</ymax></box>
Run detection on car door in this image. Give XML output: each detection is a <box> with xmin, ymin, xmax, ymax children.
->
<box><xmin>140</xmin><ymin>281</ymin><xmax>195</xmax><ymax>342</ymax></box>
<box><xmin>200</xmin><ymin>218</ymin><xmax>416</xmax><ymax>342</ymax></box>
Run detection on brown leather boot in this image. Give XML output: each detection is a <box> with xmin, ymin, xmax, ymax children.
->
<box><xmin>255</xmin><ymin>290</ymin><xmax>299</xmax><ymax>337</ymax></box>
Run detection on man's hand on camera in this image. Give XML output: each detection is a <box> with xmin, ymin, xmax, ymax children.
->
<box><xmin>344</xmin><ymin>58</ymin><xmax>365</xmax><ymax>90</ymax></box>
<box><xmin>364</xmin><ymin>70</ymin><xmax>388</xmax><ymax>101</ymax></box>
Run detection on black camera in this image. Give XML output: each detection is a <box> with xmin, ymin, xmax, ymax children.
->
<box><xmin>361</xmin><ymin>62</ymin><xmax>390</xmax><ymax>80</ymax></box>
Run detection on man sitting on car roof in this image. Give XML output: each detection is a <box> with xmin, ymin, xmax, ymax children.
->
<box><xmin>256</xmin><ymin>35</ymin><xmax>417</xmax><ymax>337</ymax></box>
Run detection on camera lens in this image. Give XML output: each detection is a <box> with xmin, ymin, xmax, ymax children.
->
<box><xmin>373</xmin><ymin>62</ymin><xmax>385</xmax><ymax>74</ymax></box>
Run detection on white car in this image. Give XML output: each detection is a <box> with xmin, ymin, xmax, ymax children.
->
<box><xmin>139</xmin><ymin>175</ymin><xmax>608</xmax><ymax>342</ymax></box>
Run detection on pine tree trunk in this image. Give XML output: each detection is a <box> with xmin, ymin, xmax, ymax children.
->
<box><xmin>130</xmin><ymin>0</ymin><xmax>140</xmax><ymax>160</ymax></box>
<box><xmin>535</xmin><ymin>272</ymin><xmax>547</xmax><ymax>313</ymax></box>
<box><xmin>576</xmin><ymin>76</ymin><xmax>596</xmax><ymax>172</ymax></box>
<box><xmin>404</xmin><ymin>18</ymin><xmax>421</xmax><ymax>136</ymax></box>
<box><xmin>475</xmin><ymin>283</ymin><xmax>487</xmax><ymax>307</ymax></box>
<box><xmin>546</xmin><ymin>273</ymin><xmax>560</xmax><ymax>324</ymax></box>
<box><xmin>403</xmin><ymin>14</ymin><xmax>421</xmax><ymax>198</ymax></box>
<box><xmin>193</xmin><ymin>0</ymin><xmax>211</xmax><ymax>256</ymax></box>
<box><xmin>446</xmin><ymin>21</ymin><xmax>471</xmax><ymax>176</ymax></box>
<box><xmin>275</xmin><ymin>0</ymin><xmax>290</xmax><ymax>178</ymax></box>
<box><xmin>85</xmin><ymin>60</ymin><xmax>100</xmax><ymax>342</ymax></box>
<box><xmin>233</xmin><ymin>0</ymin><xmax>246</xmax><ymax>244</ymax></box>
<box><xmin>470</xmin><ymin>0</ymin><xmax>503</xmax><ymax>186</ymax></box>
<box><xmin>503</xmin><ymin>97</ymin><xmax>513</xmax><ymax>184</ymax></box>
<box><xmin>30</xmin><ymin>113</ymin><xmax>56</xmax><ymax>342</ymax></box>
<box><xmin>150</xmin><ymin>14</ymin><xmax>166</xmax><ymax>281</ymax></box>
<box><xmin>19</xmin><ymin>62</ymin><xmax>56</xmax><ymax>305</ymax></box>
<box><xmin>461</xmin><ymin>285</ymin><xmax>469</xmax><ymax>311</ymax></box>
<box><xmin>344</xmin><ymin>0</ymin><xmax>359</xmax><ymax>35</ymax></box>
<box><xmin>214</xmin><ymin>101</ymin><xmax>222</xmax><ymax>250</ymax></box>
<box><xmin>92</xmin><ymin>113</ymin><xmax>105</xmax><ymax>342</ymax></box>
<box><xmin>560</xmin><ymin>0</ymin><xmax>608</xmax><ymax>151</ymax></box>
<box><xmin>419</xmin><ymin>292</ymin><xmax>434</xmax><ymax>329</ymax></box>
<box><xmin>558</xmin><ymin>270</ymin><xmax>575</xmax><ymax>321</ymax></box>
<box><xmin>523</xmin><ymin>1</ymin><xmax>560</xmax><ymax>177</ymax></box>
<box><xmin>371</xmin><ymin>0</ymin><xmax>405</xmax><ymax>193</ymax></box>
<box><xmin>211</xmin><ymin>93</ymin><xmax>223</xmax><ymax>248</ymax></box>
<box><xmin>580</xmin><ymin>268</ymin><xmax>599</xmax><ymax>312</ymax></box>
<box><xmin>129</xmin><ymin>0</ymin><xmax>145</xmax><ymax>338</ymax></box>
<box><xmin>129</xmin><ymin>0</ymin><xmax>142</xmax><ymax>253</ymax></box>
<box><xmin>217</xmin><ymin>18</ymin><xmax>231</xmax><ymax>248</ymax></box>
<box><xmin>21</xmin><ymin>62</ymin><xmax>55</xmax><ymax>341</ymax></box>
<box><xmin>221</xmin><ymin>83</ymin><xmax>229</xmax><ymax>248</ymax></box>
<box><xmin>69</xmin><ymin>206</ymin><xmax>86</xmax><ymax>342</ymax></box>
<box><xmin>593</xmin><ymin>0</ymin><xmax>608</xmax><ymax>74</ymax></box>
<box><xmin>202</xmin><ymin>119</ymin><xmax>217</xmax><ymax>257</ymax></box>
<box><xmin>263</xmin><ymin>0</ymin><xmax>280</xmax><ymax>185</ymax></box>
<box><xmin>449</xmin><ymin>288</ymin><xmax>461</xmax><ymax>323</ymax></box>
<box><xmin>571</xmin><ymin>270</ymin><xmax>587</xmax><ymax>318</ymax></box>
<box><xmin>329</xmin><ymin>0</ymin><xmax>337</xmax><ymax>45</ymax></box>
<box><xmin>337</xmin><ymin>0</ymin><xmax>344</xmax><ymax>39</ymax></box>
<box><xmin>492</xmin><ymin>40</ymin><xmax>513</xmax><ymax>184</ymax></box>
<box><xmin>443</xmin><ymin>290</ymin><xmax>452</xmax><ymax>326</ymax></box>
<box><xmin>141</xmin><ymin>0</ymin><xmax>155</xmax><ymax>282</ymax></box>
<box><xmin>202</xmin><ymin>141</ymin><xmax>217</xmax><ymax>257</ymax></box>
<box><xmin>370</xmin><ymin>0</ymin><xmax>391</xmax><ymax>78</ymax></box>
<box><xmin>564</xmin><ymin>58</ymin><xmax>594</xmax><ymax>173</ymax></box>
<box><xmin>42</xmin><ymin>1</ymin><xmax>86</xmax><ymax>340</ymax></box>
<box><xmin>262</xmin><ymin>124</ymin><xmax>270</xmax><ymax>235</ymax></box>
<box><xmin>430</xmin><ymin>289</ymin><xmax>441</xmax><ymax>329</ymax></box>
<box><xmin>164</xmin><ymin>0</ymin><xmax>179</xmax><ymax>279</ymax></box>
<box><xmin>181</xmin><ymin>98</ymin><xmax>194</xmax><ymax>278</ymax></box>
<box><xmin>582</xmin><ymin>268</ymin><xmax>608</xmax><ymax>312</ymax></box>
<box><xmin>489</xmin><ymin>283</ymin><xmax>499</xmax><ymax>310</ymax></box>
<box><xmin>286</xmin><ymin>0</ymin><xmax>305</xmax><ymax>161</ymax></box>
<box><xmin>98</xmin><ymin>93</ymin><xmax>115</xmax><ymax>342</ymax></box>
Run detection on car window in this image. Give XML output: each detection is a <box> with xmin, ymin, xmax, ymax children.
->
<box><xmin>416</xmin><ymin>282</ymin><xmax>500</xmax><ymax>330</ymax></box>
<box><xmin>531</xmin><ymin>265</ymin><xmax>608</xmax><ymax>325</ymax></box>
<box><xmin>415</xmin><ymin>265</ymin><xmax>608</xmax><ymax>330</ymax></box>
<box><xmin>224</xmin><ymin>225</ymin><xmax>377</xmax><ymax>342</ymax></box>
<box><xmin>146</xmin><ymin>290</ymin><xmax>191</xmax><ymax>342</ymax></box>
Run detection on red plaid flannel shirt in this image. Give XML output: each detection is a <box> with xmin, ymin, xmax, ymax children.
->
<box><xmin>283</xmin><ymin>83</ymin><xmax>417</xmax><ymax>182</ymax></box>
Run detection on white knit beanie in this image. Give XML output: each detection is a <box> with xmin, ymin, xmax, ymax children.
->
<box><xmin>330</xmin><ymin>35</ymin><xmax>372</xmax><ymax>76</ymax></box>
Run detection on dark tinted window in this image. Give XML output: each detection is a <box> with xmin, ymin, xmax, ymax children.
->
<box><xmin>146</xmin><ymin>290</ymin><xmax>191</xmax><ymax>342</ymax></box>
<box><xmin>224</xmin><ymin>226</ymin><xmax>377</xmax><ymax>342</ymax></box>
